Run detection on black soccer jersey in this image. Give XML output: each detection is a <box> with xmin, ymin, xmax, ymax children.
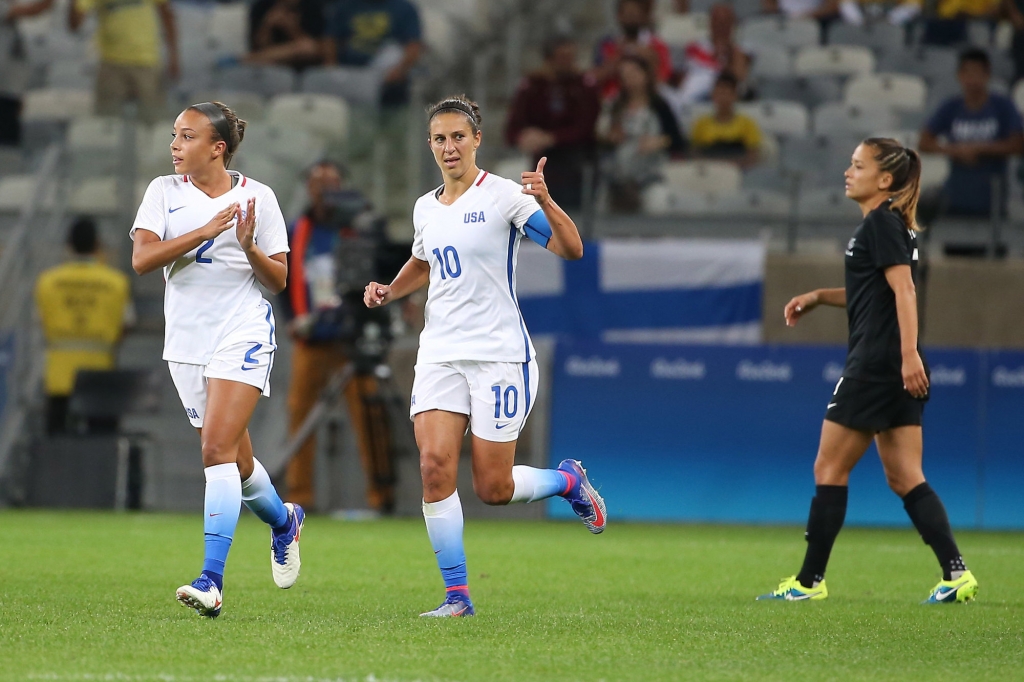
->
<box><xmin>842</xmin><ymin>200</ymin><xmax>923</xmax><ymax>382</ymax></box>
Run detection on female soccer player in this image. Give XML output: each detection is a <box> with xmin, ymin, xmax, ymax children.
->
<box><xmin>758</xmin><ymin>138</ymin><xmax>977</xmax><ymax>604</ymax></box>
<box><xmin>364</xmin><ymin>95</ymin><xmax>607</xmax><ymax>618</ymax></box>
<box><xmin>130</xmin><ymin>101</ymin><xmax>304</xmax><ymax>618</ymax></box>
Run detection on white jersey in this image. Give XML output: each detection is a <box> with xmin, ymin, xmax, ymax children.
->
<box><xmin>412</xmin><ymin>170</ymin><xmax>546</xmax><ymax>364</ymax></box>
<box><xmin>130</xmin><ymin>172</ymin><xmax>289</xmax><ymax>365</ymax></box>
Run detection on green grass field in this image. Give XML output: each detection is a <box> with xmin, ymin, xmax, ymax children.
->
<box><xmin>1</xmin><ymin>511</ymin><xmax>1023</xmax><ymax>682</ymax></box>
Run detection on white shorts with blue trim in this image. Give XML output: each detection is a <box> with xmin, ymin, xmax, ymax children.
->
<box><xmin>410</xmin><ymin>359</ymin><xmax>539</xmax><ymax>443</ymax></box>
<box><xmin>168</xmin><ymin>303</ymin><xmax>277</xmax><ymax>428</ymax></box>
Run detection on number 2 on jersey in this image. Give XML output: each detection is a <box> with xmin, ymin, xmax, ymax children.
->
<box><xmin>432</xmin><ymin>246</ymin><xmax>461</xmax><ymax>279</ymax></box>
<box><xmin>196</xmin><ymin>239</ymin><xmax>214</xmax><ymax>263</ymax></box>
<box><xmin>491</xmin><ymin>385</ymin><xmax>518</xmax><ymax>419</ymax></box>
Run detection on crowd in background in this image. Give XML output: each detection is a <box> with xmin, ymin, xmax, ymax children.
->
<box><xmin>506</xmin><ymin>0</ymin><xmax>1024</xmax><ymax>217</ymax></box>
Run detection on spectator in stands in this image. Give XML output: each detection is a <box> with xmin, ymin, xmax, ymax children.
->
<box><xmin>923</xmin><ymin>0</ymin><xmax>1000</xmax><ymax>45</ymax></box>
<box><xmin>70</xmin><ymin>0</ymin><xmax>178</xmax><ymax>123</ymax></box>
<box><xmin>660</xmin><ymin>3</ymin><xmax>751</xmax><ymax>123</ymax></box>
<box><xmin>837</xmin><ymin>0</ymin><xmax>921</xmax><ymax>26</ymax></box>
<box><xmin>919</xmin><ymin>48</ymin><xmax>1024</xmax><ymax>219</ymax></box>
<box><xmin>505</xmin><ymin>36</ymin><xmax>601</xmax><ymax>211</ymax></box>
<box><xmin>245</xmin><ymin>0</ymin><xmax>325</xmax><ymax>68</ymax></box>
<box><xmin>690</xmin><ymin>73</ymin><xmax>762</xmax><ymax>168</ymax></box>
<box><xmin>1001</xmin><ymin>0</ymin><xmax>1024</xmax><ymax>82</ymax></box>
<box><xmin>283</xmin><ymin>161</ymin><xmax>396</xmax><ymax>514</ymax></box>
<box><xmin>594</xmin><ymin>0</ymin><xmax>673</xmax><ymax>100</ymax></box>
<box><xmin>597</xmin><ymin>55</ymin><xmax>687</xmax><ymax>213</ymax></box>
<box><xmin>323</xmin><ymin>0</ymin><xmax>422</xmax><ymax>107</ymax></box>
<box><xmin>35</xmin><ymin>217</ymin><xmax>131</xmax><ymax>434</ymax></box>
<box><xmin>761</xmin><ymin>0</ymin><xmax>840</xmax><ymax>22</ymax></box>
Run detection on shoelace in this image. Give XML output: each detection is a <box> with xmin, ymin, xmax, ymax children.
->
<box><xmin>191</xmin><ymin>574</ymin><xmax>215</xmax><ymax>591</ymax></box>
<box><xmin>271</xmin><ymin>516</ymin><xmax>294</xmax><ymax>565</ymax></box>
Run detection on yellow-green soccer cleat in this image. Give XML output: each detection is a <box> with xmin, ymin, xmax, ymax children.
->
<box><xmin>923</xmin><ymin>570</ymin><xmax>978</xmax><ymax>604</ymax></box>
<box><xmin>756</xmin><ymin>575</ymin><xmax>828</xmax><ymax>601</ymax></box>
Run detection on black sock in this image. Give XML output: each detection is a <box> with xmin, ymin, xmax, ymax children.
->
<box><xmin>902</xmin><ymin>482</ymin><xmax>966</xmax><ymax>581</ymax></box>
<box><xmin>796</xmin><ymin>485</ymin><xmax>848</xmax><ymax>589</ymax></box>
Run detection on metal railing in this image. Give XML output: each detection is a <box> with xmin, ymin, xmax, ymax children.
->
<box><xmin>0</xmin><ymin>144</ymin><xmax>67</xmax><ymax>504</ymax></box>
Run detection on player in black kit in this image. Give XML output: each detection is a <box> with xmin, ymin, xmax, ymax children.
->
<box><xmin>757</xmin><ymin>138</ymin><xmax>978</xmax><ymax>604</ymax></box>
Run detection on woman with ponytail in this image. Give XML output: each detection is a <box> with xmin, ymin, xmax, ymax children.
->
<box><xmin>130</xmin><ymin>101</ymin><xmax>304</xmax><ymax>617</ymax></box>
<box><xmin>757</xmin><ymin>138</ymin><xmax>978</xmax><ymax>605</ymax></box>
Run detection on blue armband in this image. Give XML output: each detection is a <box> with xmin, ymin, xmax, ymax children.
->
<box><xmin>523</xmin><ymin>209</ymin><xmax>552</xmax><ymax>248</ymax></box>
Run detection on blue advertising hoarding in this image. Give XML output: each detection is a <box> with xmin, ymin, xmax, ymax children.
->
<box><xmin>546</xmin><ymin>340</ymin><xmax>1023</xmax><ymax>529</ymax></box>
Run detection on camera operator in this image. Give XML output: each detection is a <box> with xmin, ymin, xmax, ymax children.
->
<box><xmin>282</xmin><ymin>160</ymin><xmax>396</xmax><ymax>514</ymax></box>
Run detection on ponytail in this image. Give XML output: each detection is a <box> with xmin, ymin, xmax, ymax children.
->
<box><xmin>187</xmin><ymin>101</ymin><xmax>247</xmax><ymax>169</ymax></box>
<box><xmin>863</xmin><ymin>137</ymin><xmax>923</xmax><ymax>231</ymax></box>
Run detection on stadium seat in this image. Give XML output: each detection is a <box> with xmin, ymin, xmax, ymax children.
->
<box><xmin>878</xmin><ymin>47</ymin><xmax>957</xmax><ymax>87</ymax></box>
<box><xmin>235</xmin><ymin>124</ymin><xmax>324</xmax><ymax>172</ymax></box>
<box><xmin>420</xmin><ymin>7</ymin><xmax>459</xmax><ymax>65</ymax></box>
<box><xmin>813</xmin><ymin>102</ymin><xmax>897</xmax><ymax>136</ymax></box>
<box><xmin>716</xmin><ymin>188</ymin><xmax>791</xmax><ymax>217</ymax></box>
<box><xmin>46</xmin><ymin>59</ymin><xmax>99</xmax><ymax>89</ymax></box>
<box><xmin>919</xmin><ymin>153</ymin><xmax>951</xmax><ymax>189</ymax></box>
<box><xmin>642</xmin><ymin>184</ymin><xmax>721</xmax><ymax>216</ymax></box>
<box><xmin>493</xmin><ymin>156</ymin><xmax>531</xmax><ymax>182</ymax></box>
<box><xmin>21</xmin><ymin>88</ymin><xmax>94</xmax><ymax>122</ymax></box>
<box><xmin>67</xmin><ymin>117</ymin><xmax>126</xmax><ymax>177</ymax></box>
<box><xmin>737</xmin><ymin>100</ymin><xmax>809</xmax><ymax>136</ymax></box>
<box><xmin>69</xmin><ymin>177</ymin><xmax>120</xmax><ymax>215</ymax></box>
<box><xmin>660</xmin><ymin>13</ymin><xmax>710</xmax><ymax>47</ymax></box>
<box><xmin>827</xmin><ymin>22</ymin><xmax>905</xmax><ymax>52</ymax></box>
<box><xmin>213</xmin><ymin>65</ymin><xmax>296</xmax><ymax>98</ymax></box>
<box><xmin>794</xmin><ymin>46</ymin><xmax>875</xmax><ymax>77</ymax></box>
<box><xmin>266</xmin><ymin>94</ymin><xmax>349</xmax><ymax>146</ymax></box>
<box><xmin>1013</xmin><ymin>80</ymin><xmax>1024</xmax><ymax>116</ymax></box>
<box><xmin>843</xmin><ymin>73</ymin><xmax>927</xmax><ymax>112</ymax></box>
<box><xmin>232</xmin><ymin>154</ymin><xmax>300</xmax><ymax>199</ymax></box>
<box><xmin>966</xmin><ymin>19</ymin><xmax>994</xmax><ymax>48</ymax></box>
<box><xmin>301</xmin><ymin>66</ymin><xmax>381</xmax><ymax>108</ymax></box>
<box><xmin>0</xmin><ymin>175</ymin><xmax>36</xmax><ymax>212</ymax></box>
<box><xmin>740</xmin><ymin>17</ymin><xmax>819</xmax><ymax>50</ymax></box>
<box><xmin>744</xmin><ymin>164</ymin><xmax>797</xmax><ymax>192</ymax></box>
<box><xmin>755</xmin><ymin>75</ymin><xmax>843</xmax><ymax>109</ymax></box>
<box><xmin>749</xmin><ymin>45</ymin><xmax>792</xmax><ymax>79</ymax></box>
<box><xmin>206</xmin><ymin>3</ymin><xmax>249</xmax><ymax>58</ymax></box>
<box><xmin>191</xmin><ymin>91</ymin><xmax>267</xmax><ymax>122</ymax></box>
<box><xmin>873</xmin><ymin>129</ymin><xmax>921</xmax><ymax>149</ymax></box>
<box><xmin>661</xmin><ymin>160</ymin><xmax>742</xmax><ymax>195</ymax></box>
<box><xmin>797</xmin><ymin>187</ymin><xmax>862</xmax><ymax>220</ymax></box>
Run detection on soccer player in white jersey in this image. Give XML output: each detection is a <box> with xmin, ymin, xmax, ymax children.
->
<box><xmin>364</xmin><ymin>95</ymin><xmax>607</xmax><ymax>618</ymax></box>
<box><xmin>130</xmin><ymin>101</ymin><xmax>304</xmax><ymax>618</ymax></box>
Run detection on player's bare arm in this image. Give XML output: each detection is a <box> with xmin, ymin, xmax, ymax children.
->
<box><xmin>784</xmin><ymin>288</ymin><xmax>846</xmax><ymax>327</ymax></box>
<box><xmin>521</xmin><ymin>157</ymin><xmax>584</xmax><ymax>261</ymax></box>
<box><xmin>884</xmin><ymin>264</ymin><xmax>928</xmax><ymax>398</ymax></box>
<box><xmin>364</xmin><ymin>256</ymin><xmax>430</xmax><ymax>307</ymax></box>
<box><xmin>131</xmin><ymin>203</ymin><xmax>239</xmax><ymax>275</ymax></box>
<box><xmin>236</xmin><ymin>197</ymin><xmax>287</xmax><ymax>294</ymax></box>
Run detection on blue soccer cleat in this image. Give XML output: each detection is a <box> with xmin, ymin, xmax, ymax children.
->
<box><xmin>420</xmin><ymin>593</ymin><xmax>475</xmax><ymax>618</ymax></box>
<box><xmin>558</xmin><ymin>459</ymin><xmax>607</xmax><ymax>534</ymax></box>
<box><xmin>923</xmin><ymin>570</ymin><xmax>978</xmax><ymax>604</ymax></box>
<box><xmin>176</xmin><ymin>573</ymin><xmax>223</xmax><ymax>618</ymax></box>
<box><xmin>272</xmin><ymin>502</ymin><xmax>305</xmax><ymax>589</ymax></box>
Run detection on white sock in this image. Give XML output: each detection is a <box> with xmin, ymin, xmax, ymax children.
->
<box><xmin>241</xmin><ymin>457</ymin><xmax>289</xmax><ymax>530</ymax></box>
<box><xmin>509</xmin><ymin>465</ymin><xmax>571</xmax><ymax>504</ymax></box>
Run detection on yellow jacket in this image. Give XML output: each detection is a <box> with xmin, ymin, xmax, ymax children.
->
<box><xmin>35</xmin><ymin>259</ymin><xmax>130</xmax><ymax>396</ymax></box>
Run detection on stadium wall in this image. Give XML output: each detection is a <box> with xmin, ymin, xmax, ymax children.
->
<box><xmin>545</xmin><ymin>340</ymin><xmax>1024</xmax><ymax>530</ymax></box>
<box><xmin>763</xmin><ymin>253</ymin><xmax>1024</xmax><ymax>349</ymax></box>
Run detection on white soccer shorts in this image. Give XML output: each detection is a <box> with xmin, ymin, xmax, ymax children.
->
<box><xmin>410</xmin><ymin>359</ymin><xmax>539</xmax><ymax>443</ymax></box>
<box><xmin>168</xmin><ymin>309</ymin><xmax>277</xmax><ymax>428</ymax></box>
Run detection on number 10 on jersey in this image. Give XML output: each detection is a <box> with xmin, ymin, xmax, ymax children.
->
<box><xmin>432</xmin><ymin>246</ymin><xmax>461</xmax><ymax>279</ymax></box>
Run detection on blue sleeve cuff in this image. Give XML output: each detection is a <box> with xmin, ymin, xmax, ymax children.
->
<box><xmin>523</xmin><ymin>209</ymin><xmax>552</xmax><ymax>248</ymax></box>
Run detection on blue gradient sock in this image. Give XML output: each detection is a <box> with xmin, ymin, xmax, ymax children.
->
<box><xmin>241</xmin><ymin>457</ymin><xmax>289</xmax><ymax>532</ymax></box>
<box><xmin>202</xmin><ymin>463</ymin><xmax>241</xmax><ymax>585</ymax></box>
<box><xmin>509</xmin><ymin>466</ymin><xmax>572</xmax><ymax>503</ymax></box>
<box><xmin>422</xmin><ymin>490</ymin><xmax>469</xmax><ymax>600</ymax></box>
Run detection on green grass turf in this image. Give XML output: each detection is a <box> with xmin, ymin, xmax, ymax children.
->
<box><xmin>1</xmin><ymin>511</ymin><xmax>1023</xmax><ymax>682</ymax></box>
